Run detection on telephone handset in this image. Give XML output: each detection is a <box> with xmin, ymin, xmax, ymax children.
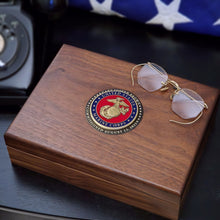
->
<box><xmin>0</xmin><ymin>0</ymin><xmax>33</xmax><ymax>105</ymax></box>
<box><xmin>0</xmin><ymin>0</ymin><xmax>67</xmax><ymax>106</ymax></box>
<box><xmin>0</xmin><ymin>12</ymin><xmax>30</xmax><ymax>79</ymax></box>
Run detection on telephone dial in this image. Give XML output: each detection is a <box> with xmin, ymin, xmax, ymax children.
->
<box><xmin>0</xmin><ymin>0</ymin><xmax>67</xmax><ymax>106</ymax></box>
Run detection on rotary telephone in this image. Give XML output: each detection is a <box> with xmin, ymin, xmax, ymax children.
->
<box><xmin>0</xmin><ymin>0</ymin><xmax>67</xmax><ymax>106</ymax></box>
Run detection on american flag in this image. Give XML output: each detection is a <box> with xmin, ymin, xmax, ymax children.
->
<box><xmin>69</xmin><ymin>0</ymin><xmax>220</xmax><ymax>36</ymax></box>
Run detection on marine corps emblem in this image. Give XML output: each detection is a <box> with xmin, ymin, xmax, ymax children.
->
<box><xmin>85</xmin><ymin>89</ymin><xmax>143</xmax><ymax>134</ymax></box>
<box><xmin>100</xmin><ymin>97</ymin><xmax>129</xmax><ymax>119</ymax></box>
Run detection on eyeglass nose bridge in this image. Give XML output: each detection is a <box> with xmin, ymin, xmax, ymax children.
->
<box><xmin>168</xmin><ymin>80</ymin><xmax>181</xmax><ymax>90</ymax></box>
<box><xmin>160</xmin><ymin>80</ymin><xmax>181</xmax><ymax>101</ymax></box>
<box><xmin>165</xmin><ymin>79</ymin><xmax>181</xmax><ymax>90</ymax></box>
<box><xmin>160</xmin><ymin>79</ymin><xmax>181</xmax><ymax>91</ymax></box>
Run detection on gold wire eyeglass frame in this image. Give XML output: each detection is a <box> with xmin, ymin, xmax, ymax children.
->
<box><xmin>131</xmin><ymin>62</ymin><xmax>208</xmax><ymax>125</ymax></box>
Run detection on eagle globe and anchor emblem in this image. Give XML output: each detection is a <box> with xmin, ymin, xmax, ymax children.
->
<box><xmin>100</xmin><ymin>97</ymin><xmax>129</xmax><ymax>119</ymax></box>
<box><xmin>86</xmin><ymin>89</ymin><xmax>143</xmax><ymax>134</ymax></box>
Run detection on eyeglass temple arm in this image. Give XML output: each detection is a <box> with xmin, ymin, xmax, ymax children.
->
<box><xmin>131</xmin><ymin>63</ymin><xmax>147</xmax><ymax>86</ymax></box>
<box><xmin>169</xmin><ymin>110</ymin><xmax>204</xmax><ymax>125</ymax></box>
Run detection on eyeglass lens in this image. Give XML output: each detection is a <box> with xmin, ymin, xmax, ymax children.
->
<box><xmin>137</xmin><ymin>63</ymin><xmax>168</xmax><ymax>92</ymax></box>
<box><xmin>172</xmin><ymin>88</ymin><xmax>205</xmax><ymax>119</ymax></box>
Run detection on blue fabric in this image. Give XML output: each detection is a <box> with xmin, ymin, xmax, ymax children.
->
<box><xmin>68</xmin><ymin>0</ymin><xmax>220</xmax><ymax>36</ymax></box>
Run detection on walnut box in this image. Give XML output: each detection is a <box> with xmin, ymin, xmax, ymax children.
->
<box><xmin>4</xmin><ymin>45</ymin><xmax>219</xmax><ymax>219</ymax></box>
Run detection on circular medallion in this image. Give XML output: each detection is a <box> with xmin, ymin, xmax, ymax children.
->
<box><xmin>85</xmin><ymin>89</ymin><xmax>143</xmax><ymax>134</ymax></box>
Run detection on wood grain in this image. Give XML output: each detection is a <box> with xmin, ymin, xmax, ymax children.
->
<box><xmin>4</xmin><ymin>45</ymin><xmax>219</xmax><ymax>220</ymax></box>
<box><xmin>7</xmin><ymin>146</ymin><xmax>179</xmax><ymax>219</ymax></box>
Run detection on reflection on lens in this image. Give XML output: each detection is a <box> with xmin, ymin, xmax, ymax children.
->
<box><xmin>150</xmin><ymin>63</ymin><xmax>167</xmax><ymax>75</ymax></box>
<box><xmin>137</xmin><ymin>64</ymin><xmax>168</xmax><ymax>92</ymax></box>
<box><xmin>171</xmin><ymin>88</ymin><xmax>205</xmax><ymax>119</ymax></box>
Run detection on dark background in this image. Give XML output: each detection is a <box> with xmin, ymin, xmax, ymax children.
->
<box><xmin>0</xmin><ymin>6</ymin><xmax>220</xmax><ymax>220</ymax></box>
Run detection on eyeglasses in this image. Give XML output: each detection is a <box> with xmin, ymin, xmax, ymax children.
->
<box><xmin>131</xmin><ymin>62</ymin><xmax>208</xmax><ymax>125</ymax></box>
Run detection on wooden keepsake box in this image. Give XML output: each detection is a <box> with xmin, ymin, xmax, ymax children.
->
<box><xmin>5</xmin><ymin>45</ymin><xmax>219</xmax><ymax>219</ymax></box>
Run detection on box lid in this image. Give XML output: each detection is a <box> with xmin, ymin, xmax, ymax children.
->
<box><xmin>5</xmin><ymin>45</ymin><xmax>219</xmax><ymax>216</ymax></box>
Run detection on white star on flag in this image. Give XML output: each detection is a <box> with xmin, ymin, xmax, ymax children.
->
<box><xmin>89</xmin><ymin>0</ymin><xmax>124</xmax><ymax>17</ymax></box>
<box><xmin>146</xmin><ymin>0</ymin><xmax>193</xmax><ymax>31</ymax></box>
<box><xmin>213</xmin><ymin>18</ymin><xmax>220</xmax><ymax>26</ymax></box>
